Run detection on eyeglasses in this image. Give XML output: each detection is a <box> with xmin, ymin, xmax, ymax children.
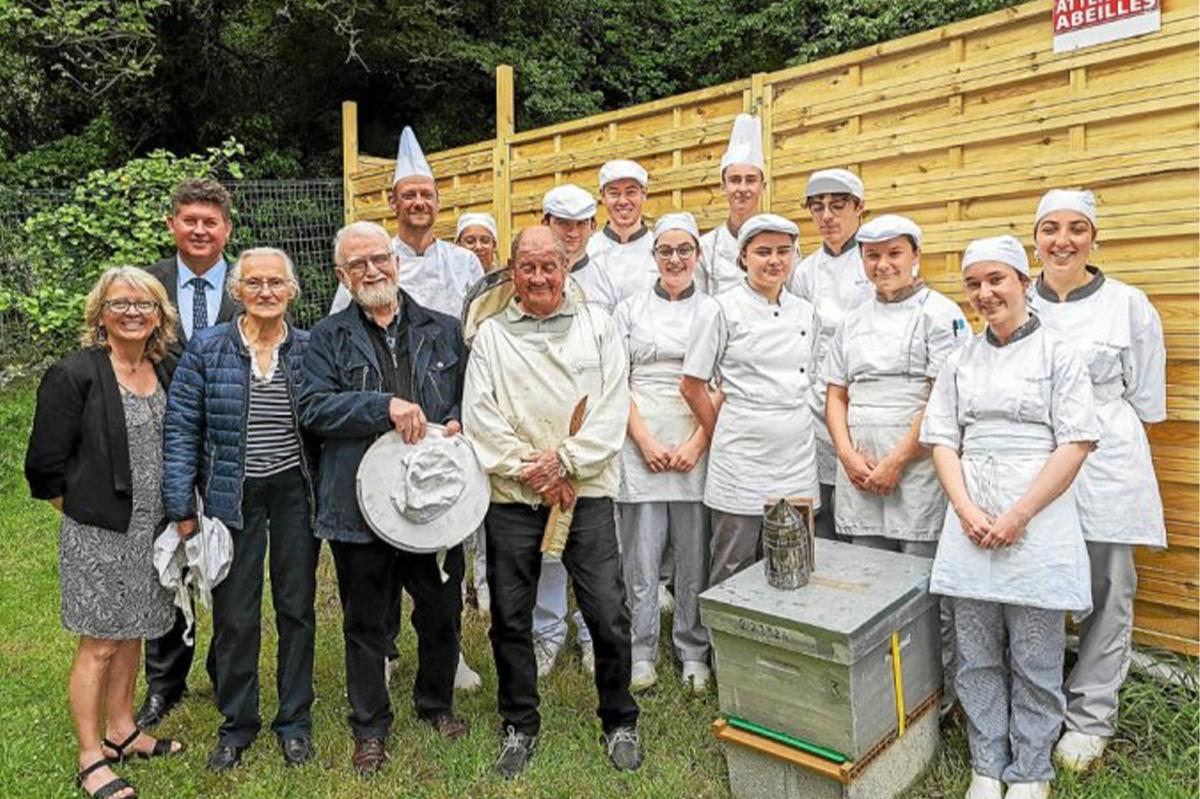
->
<box><xmin>103</xmin><ymin>299</ymin><xmax>159</xmax><ymax>314</ymax></box>
<box><xmin>653</xmin><ymin>244</ymin><xmax>696</xmax><ymax>261</ymax></box>
<box><xmin>341</xmin><ymin>252</ymin><xmax>393</xmax><ymax>276</ymax></box>
<box><xmin>240</xmin><ymin>278</ymin><xmax>290</xmax><ymax>294</ymax></box>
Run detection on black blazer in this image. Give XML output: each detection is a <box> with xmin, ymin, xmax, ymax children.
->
<box><xmin>25</xmin><ymin>347</ymin><xmax>173</xmax><ymax>533</ymax></box>
<box><xmin>145</xmin><ymin>255</ymin><xmax>239</xmax><ymax>365</ymax></box>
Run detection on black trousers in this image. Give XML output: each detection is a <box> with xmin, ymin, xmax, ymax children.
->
<box><xmin>329</xmin><ymin>536</ymin><xmax>464</xmax><ymax>741</ymax></box>
<box><xmin>143</xmin><ymin>605</ymin><xmax>198</xmax><ymax>702</ymax></box>
<box><xmin>210</xmin><ymin>467</ymin><xmax>319</xmax><ymax>747</ymax></box>
<box><xmin>486</xmin><ymin>497</ymin><xmax>639</xmax><ymax>736</ymax></box>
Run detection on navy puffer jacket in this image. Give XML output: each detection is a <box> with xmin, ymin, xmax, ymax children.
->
<box><xmin>162</xmin><ymin>318</ymin><xmax>315</xmax><ymax>529</ymax></box>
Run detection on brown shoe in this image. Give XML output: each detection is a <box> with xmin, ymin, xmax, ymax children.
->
<box><xmin>352</xmin><ymin>737</ymin><xmax>387</xmax><ymax>778</ymax></box>
<box><xmin>423</xmin><ymin>713</ymin><xmax>470</xmax><ymax>741</ymax></box>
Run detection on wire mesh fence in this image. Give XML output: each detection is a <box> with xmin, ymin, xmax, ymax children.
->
<box><xmin>0</xmin><ymin>179</ymin><xmax>344</xmax><ymax>365</ymax></box>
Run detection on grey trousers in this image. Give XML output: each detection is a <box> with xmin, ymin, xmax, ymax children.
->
<box><xmin>853</xmin><ymin>536</ymin><xmax>956</xmax><ymax>708</ymax></box>
<box><xmin>1064</xmin><ymin>541</ymin><xmax>1136</xmax><ymax>736</ymax></box>
<box><xmin>709</xmin><ymin>510</ymin><xmax>762</xmax><ymax>587</ymax></box>
<box><xmin>617</xmin><ymin>501</ymin><xmax>710</xmax><ymax>663</ymax></box>
<box><xmin>954</xmin><ymin>598</ymin><xmax>1066</xmax><ymax>784</ymax></box>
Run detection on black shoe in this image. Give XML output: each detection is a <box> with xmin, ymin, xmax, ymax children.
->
<box><xmin>135</xmin><ymin>692</ymin><xmax>182</xmax><ymax>730</ymax></box>
<box><xmin>494</xmin><ymin>725</ymin><xmax>538</xmax><ymax>779</ymax></box>
<box><xmin>280</xmin><ymin>736</ymin><xmax>314</xmax><ymax>767</ymax></box>
<box><xmin>206</xmin><ymin>743</ymin><xmax>246</xmax><ymax>773</ymax></box>
<box><xmin>603</xmin><ymin>725</ymin><xmax>643</xmax><ymax>772</ymax></box>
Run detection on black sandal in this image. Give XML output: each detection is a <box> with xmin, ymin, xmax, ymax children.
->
<box><xmin>76</xmin><ymin>759</ymin><xmax>137</xmax><ymax>799</ymax></box>
<box><xmin>102</xmin><ymin>728</ymin><xmax>185</xmax><ymax>762</ymax></box>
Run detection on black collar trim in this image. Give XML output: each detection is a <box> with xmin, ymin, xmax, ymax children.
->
<box><xmin>603</xmin><ymin>223</ymin><xmax>648</xmax><ymax>244</ymax></box>
<box><xmin>986</xmin><ymin>313</ymin><xmax>1041</xmax><ymax>347</ymax></box>
<box><xmin>1034</xmin><ymin>265</ymin><xmax>1105</xmax><ymax>303</ymax></box>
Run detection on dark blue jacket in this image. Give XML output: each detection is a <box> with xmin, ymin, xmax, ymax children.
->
<box><xmin>298</xmin><ymin>290</ymin><xmax>465</xmax><ymax>543</ymax></box>
<box><xmin>162</xmin><ymin>318</ymin><xmax>315</xmax><ymax>529</ymax></box>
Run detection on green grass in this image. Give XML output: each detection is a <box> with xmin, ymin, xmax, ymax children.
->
<box><xmin>1</xmin><ymin>377</ymin><xmax>1195</xmax><ymax>798</ymax></box>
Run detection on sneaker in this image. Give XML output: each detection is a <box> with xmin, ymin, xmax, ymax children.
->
<box><xmin>681</xmin><ymin>660</ymin><xmax>711</xmax><ymax>692</ymax></box>
<box><xmin>630</xmin><ymin>660</ymin><xmax>657</xmax><ymax>692</ymax></box>
<box><xmin>657</xmin><ymin>583</ymin><xmax>675</xmax><ymax>614</ymax></box>
<box><xmin>1053</xmin><ymin>730</ymin><xmax>1107</xmax><ymax>772</ymax></box>
<box><xmin>1005</xmin><ymin>782</ymin><xmax>1050</xmax><ymax>799</ymax></box>
<box><xmin>534</xmin><ymin>639</ymin><xmax>559</xmax><ymax>679</ymax></box>
<box><xmin>603</xmin><ymin>725</ymin><xmax>643</xmax><ymax>772</ymax></box>
<box><xmin>494</xmin><ymin>725</ymin><xmax>538</xmax><ymax>779</ymax></box>
<box><xmin>580</xmin><ymin>641</ymin><xmax>595</xmax><ymax>675</ymax></box>
<box><xmin>965</xmin><ymin>773</ymin><xmax>1004</xmax><ymax>799</ymax></box>
<box><xmin>455</xmin><ymin>654</ymin><xmax>482</xmax><ymax>692</ymax></box>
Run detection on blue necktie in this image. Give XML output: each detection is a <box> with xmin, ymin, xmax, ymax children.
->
<box><xmin>189</xmin><ymin>276</ymin><xmax>210</xmax><ymax>333</ymax></box>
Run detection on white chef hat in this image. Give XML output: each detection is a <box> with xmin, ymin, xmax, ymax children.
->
<box><xmin>720</xmin><ymin>114</ymin><xmax>765</xmax><ymax>175</ymax></box>
<box><xmin>806</xmin><ymin>168</ymin><xmax>865</xmax><ymax>202</ymax></box>
<box><xmin>962</xmin><ymin>234</ymin><xmax>1030</xmax><ymax>276</ymax></box>
<box><xmin>858</xmin><ymin>214</ymin><xmax>922</xmax><ymax>249</ymax></box>
<box><xmin>542</xmin><ymin>184</ymin><xmax>597</xmax><ymax>221</ymax></box>
<box><xmin>737</xmin><ymin>213</ymin><xmax>799</xmax><ymax>250</ymax></box>
<box><xmin>392</xmin><ymin>126</ymin><xmax>434</xmax><ymax>186</ymax></box>
<box><xmin>653</xmin><ymin>212</ymin><xmax>700</xmax><ymax>245</ymax></box>
<box><xmin>598</xmin><ymin>159</ymin><xmax>648</xmax><ymax>191</ymax></box>
<box><xmin>455</xmin><ymin>212</ymin><xmax>497</xmax><ymax>240</ymax></box>
<box><xmin>1035</xmin><ymin>189</ymin><xmax>1097</xmax><ymax>230</ymax></box>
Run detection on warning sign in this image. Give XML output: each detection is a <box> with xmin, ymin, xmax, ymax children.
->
<box><xmin>1052</xmin><ymin>0</ymin><xmax>1162</xmax><ymax>52</ymax></box>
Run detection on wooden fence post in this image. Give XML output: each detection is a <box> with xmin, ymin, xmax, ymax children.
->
<box><xmin>494</xmin><ymin>65</ymin><xmax>515</xmax><ymax>256</ymax></box>
<box><xmin>341</xmin><ymin>101</ymin><xmax>358</xmax><ymax>225</ymax></box>
<box><xmin>750</xmin><ymin>73</ymin><xmax>775</xmax><ymax>213</ymax></box>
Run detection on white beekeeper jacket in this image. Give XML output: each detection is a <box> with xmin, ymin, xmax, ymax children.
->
<box><xmin>330</xmin><ymin>238</ymin><xmax>483</xmax><ymax>318</ymax></box>
<box><xmin>823</xmin><ymin>282</ymin><xmax>968</xmax><ymax>540</ymax></box>
<box><xmin>786</xmin><ymin>239</ymin><xmax>874</xmax><ymax>484</ymax></box>
<box><xmin>682</xmin><ymin>281</ymin><xmax>820</xmax><ymax>516</ymax></box>
<box><xmin>613</xmin><ymin>283</ymin><xmax>714</xmax><ymax>503</ymax></box>
<box><xmin>463</xmin><ymin>291</ymin><xmax>630</xmax><ymax>506</ymax></box>
<box><xmin>919</xmin><ymin>316</ymin><xmax>1101</xmax><ymax>612</ymax></box>
<box><xmin>1028</xmin><ymin>268</ymin><xmax>1167</xmax><ymax>548</ymax></box>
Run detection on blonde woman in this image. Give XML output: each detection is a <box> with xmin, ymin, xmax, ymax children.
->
<box><xmin>26</xmin><ymin>267</ymin><xmax>185</xmax><ymax>799</ymax></box>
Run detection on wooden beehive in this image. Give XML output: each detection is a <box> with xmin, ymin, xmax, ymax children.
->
<box><xmin>700</xmin><ymin>539</ymin><xmax>941</xmax><ymax>760</ymax></box>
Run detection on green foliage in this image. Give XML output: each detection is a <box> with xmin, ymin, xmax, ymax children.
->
<box><xmin>1</xmin><ymin>139</ymin><xmax>244</xmax><ymax>349</ymax></box>
<box><xmin>0</xmin><ymin>114</ymin><xmax>129</xmax><ymax>190</ymax></box>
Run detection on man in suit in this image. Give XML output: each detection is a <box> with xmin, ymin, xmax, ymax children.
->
<box><xmin>137</xmin><ymin>177</ymin><xmax>239</xmax><ymax>729</ymax></box>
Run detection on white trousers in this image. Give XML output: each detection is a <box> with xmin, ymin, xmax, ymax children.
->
<box><xmin>617</xmin><ymin>501</ymin><xmax>710</xmax><ymax>663</ymax></box>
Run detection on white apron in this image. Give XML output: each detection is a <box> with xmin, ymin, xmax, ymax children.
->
<box><xmin>1029</xmin><ymin>273</ymin><xmax>1167</xmax><ymax>547</ymax></box>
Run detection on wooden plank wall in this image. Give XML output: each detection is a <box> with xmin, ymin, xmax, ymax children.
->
<box><xmin>344</xmin><ymin>0</ymin><xmax>1200</xmax><ymax>654</ymax></box>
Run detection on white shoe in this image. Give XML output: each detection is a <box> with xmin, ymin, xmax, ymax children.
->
<box><xmin>534</xmin><ymin>638</ymin><xmax>560</xmax><ymax>679</ymax></box>
<box><xmin>965</xmin><ymin>772</ymin><xmax>1004</xmax><ymax>799</ymax></box>
<box><xmin>384</xmin><ymin>655</ymin><xmax>398</xmax><ymax>689</ymax></box>
<box><xmin>455</xmin><ymin>653</ymin><xmax>482</xmax><ymax>692</ymax></box>
<box><xmin>681</xmin><ymin>661</ymin><xmax>711</xmax><ymax>692</ymax></box>
<box><xmin>630</xmin><ymin>660</ymin><xmax>658</xmax><ymax>692</ymax></box>
<box><xmin>657</xmin><ymin>584</ymin><xmax>675</xmax><ymax>614</ymax></box>
<box><xmin>580</xmin><ymin>641</ymin><xmax>595</xmax><ymax>675</ymax></box>
<box><xmin>1053</xmin><ymin>730</ymin><xmax>1107</xmax><ymax>772</ymax></box>
<box><xmin>1005</xmin><ymin>782</ymin><xmax>1050</xmax><ymax>799</ymax></box>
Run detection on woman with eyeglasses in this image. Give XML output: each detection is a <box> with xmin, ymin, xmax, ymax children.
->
<box><xmin>614</xmin><ymin>213</ymin><xmax>716</xmax><ymax>693</ymax></box>
<box><xmin>26</xmin><ymin>267</ymin><xmax>184</xmax><ymax>799</ymax></box>
<box><xmin>160</xmin><ymin>247</ymin><xmax>320</xmax><ymax>773</ymax></box>
<box><xmin>681</xmin><ymin>213</ymin><xmax>820</xmax><ymax>587</ymax></box>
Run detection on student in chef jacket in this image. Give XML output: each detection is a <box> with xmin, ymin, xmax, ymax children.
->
<box><xmin>545</xmin><ymin>184</ymin><xmax>622</xmax><ymax>315</ymax></box>
<box><xmin>1026</xmin><ymin>189</ymin><xmax>1167</xmax><ymax>773</ymax></box>
<box><xmin>614</xmin><ymin>213</ymin><xmax>716</xmax><ymax>694</ymax></box>
<box><xmin>587</xmin><ymin>159</ymin><xmax>658</xmax><ymax>297</ymax></box>
<box><xmin>330</xmin><ymin>126</ymin><xmax>483</xmax><ymax>318</ymax></box>
<box><xmin>920</xmin><ymin>235</ymin><xmax>1099</xmax><ymax>799</ymax></box>
<box><xmin>680</xmin><ymin>214</ymin><xmax>820</xmax><ymax>585</ymax></box>
<box><xmin>456</xmin><ymin>212</ymin><xmax>499</xmax><ymax>272</ymax></box>
<box><xmin>696</xmin><ymin>114</ymin><xmax>766</xmax><ymax>297</ymax></box>
<box><xmin>786</xmin><ymin>168</ymin><xmax>874</xmax><ymax>541</ymax></box>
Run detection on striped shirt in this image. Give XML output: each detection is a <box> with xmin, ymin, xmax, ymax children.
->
<box><xmin>244</xmin><ymin>365</ymin><xmax>302</xmax><ymax>478</ymax></box>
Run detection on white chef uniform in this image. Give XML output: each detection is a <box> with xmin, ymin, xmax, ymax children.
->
<box><xmin>587</xmin><ymin>227</ymin><xmax>657</xmax><ymax>300</ymax></box>
<box><xmin>696</xmin><ymin>224</ymin><xmax>744</xmax><ymax>297</ymax></box>
<box><xmin>569</xmin><ymin>254</ymin><xmax>622</xmax><ymax>316</ymax></box>
<box><xmin>824</xmin><ymin>282</ymin><xmax>967</xmax><ymax>541</ymax></box>
<box><xmin>329</xmin><ymin>238</ymin><xmax>483</xmax><ymax>319</ymax></box>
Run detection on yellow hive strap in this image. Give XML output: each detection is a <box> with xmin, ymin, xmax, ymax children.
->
<box><xmin>890</xmin><ymin>631</ymin><xmax>906</xmax><ymax>737</ymax></box>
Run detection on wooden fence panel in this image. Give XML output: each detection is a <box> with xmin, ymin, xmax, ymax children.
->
<box><xmin>343</xmin><ymin>0</ymin><xmax>1200</xmax><ymax>654</ymax></box>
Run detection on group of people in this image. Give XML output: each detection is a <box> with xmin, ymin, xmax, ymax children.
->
<box><xmin>25</xmin><ymin>114</ymin><xmax>1165</xmax><ymax>799</ymax></box>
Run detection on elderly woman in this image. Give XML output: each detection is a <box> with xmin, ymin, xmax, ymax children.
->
<box><xmin>681</xmin><ymin>213</ymin><xmax>819</xmax><ymax>585</ymax></box>
<box><xmin>1026</xmin><ymin>189</ymin><xmax>1167</xmax><ymax>772</ymax></box>
<box><xmin>161</xmin><ymin>247</ymin><xmax>318</xmax><ymax>773</ymax></box>
<box><xmin>921</xmin><ymin>235</ymin><xmax>1099</xmax><ymax>799</ymax></box>
<box><xmin>26</xmin><ymin>267</ymin><xmax>184</xmax><ymax>799</ymax></box>
<box><xmin>456</xmin><ymin>212</ymin><xmax>500</xmax><ymax>272</ymax></box>
<box><xmin>614</xmin><ymin>212</ymin><xmax>715</xmax><ymax>693</ymax></box>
